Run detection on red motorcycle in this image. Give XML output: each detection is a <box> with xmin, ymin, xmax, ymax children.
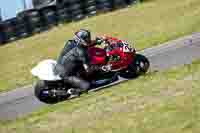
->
<box><xmin>31</xmin><ymin>36</ymin><xmax>150</xmax><ymax>103</ymax></box>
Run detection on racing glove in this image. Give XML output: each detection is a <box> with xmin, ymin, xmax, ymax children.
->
<box><xmin>95</xmin><ymin>36</ymin><xmax>105</xmax><ymax>45</ymax></box>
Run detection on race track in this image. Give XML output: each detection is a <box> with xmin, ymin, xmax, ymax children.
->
<box><xmin>0</xmin><ymin>33</ymin><xmax>200</xmax><ymax>121</ymax></box>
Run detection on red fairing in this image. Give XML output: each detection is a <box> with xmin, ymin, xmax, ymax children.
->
<box><xmin>107</xmin><ymin>49</ymin><xmax>134</xmax><ymax>70</ymax></box>
<box><xmin>103</xmin><ymin>36</ymin><xmax>121</xmax><ymax>42</ymax></box>
<box><xmin>88</xmin><ymin>47</ymin><xmax>107</xmax><ymax>65</ymax></box>
<box><xmin>88</xmin><ymin>36</ymin><xmax>136</xmax><ymax>71</ymax></box>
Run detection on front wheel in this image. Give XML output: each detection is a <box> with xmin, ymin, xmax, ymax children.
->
<box><xmin>120</xmin><ymin>54</ymin><xmax>150</xmax><ymax>79</ymax></box>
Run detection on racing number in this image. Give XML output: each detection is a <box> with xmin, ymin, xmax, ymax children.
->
<box><xmin>122</xmin><ymin>41</ymin><xmax>133</xmax><ymax>52</ymax></box>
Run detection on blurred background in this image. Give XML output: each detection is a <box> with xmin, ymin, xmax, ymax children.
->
<box><xmin>0</xmin><ymin>0</ymin><xmax>136</xmax><ymax>44</ymax></box>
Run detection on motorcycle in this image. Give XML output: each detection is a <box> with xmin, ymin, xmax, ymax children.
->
<box><xmin>31</xmin><ymin>36</ymin><xmax>150</xmax><ymax>103</ymax></box>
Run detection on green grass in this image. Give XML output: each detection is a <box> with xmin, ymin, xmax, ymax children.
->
<box><xmin>0</xmin><ymin>60</ymin><xmax>200</xmax><ymax>133</ymax></box>
<box><xmin>1</xmin><ymin>0</ymin><xmax>200</xmax><ymax>92</ymax></box>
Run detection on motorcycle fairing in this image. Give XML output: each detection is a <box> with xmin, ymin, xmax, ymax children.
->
<box><xmin>88</xmin><ymin>38</ymin><xmax>135</xmax><ymax>71</ymax></box>
<box><xmin>88</xmin><ymin>47</ymin><xmax>107</xmax><ymax>65</ymax></box>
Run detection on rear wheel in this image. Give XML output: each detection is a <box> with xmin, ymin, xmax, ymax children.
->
<box><xmin>34</xmin><ymin>80</ymin><xmax>71</xmax><ymax>104</ymax></box>
<box><xmin>120</xmin><ymin>54</ymin><xmax>150</xmax><ymax>79</ymax></box>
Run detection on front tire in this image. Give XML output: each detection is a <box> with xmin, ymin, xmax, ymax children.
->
<box><xmin>120</xmin><ymin>54</ymin><xmax>150</xmax><ymax>79</ymax></box>
<box><xmin>134</xmin><ymin>54</ymin><xmax>150</xmax><ymax>75</ymax></box>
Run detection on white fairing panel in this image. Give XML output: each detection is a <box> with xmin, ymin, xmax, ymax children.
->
<box><xmin>31</xmin><ymin>59</ymin><xmax>62</xmax><ymax>81</ymax></box>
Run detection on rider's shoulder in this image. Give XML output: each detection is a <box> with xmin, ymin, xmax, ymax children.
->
<box><xmin>65</xmin><ymin>40</ymin><xmax>74</xmax><ymax>44</ymax></box>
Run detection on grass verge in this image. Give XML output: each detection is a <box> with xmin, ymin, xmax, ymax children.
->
<box><xmin>0</xmin><ymin>59</ymin><xmax>200</xmax><ymax>132</ymax></box>
<box><xmin>1</xmin><ymin>0</ymin><xmax>200</xmax><ymax>91</ymax></box>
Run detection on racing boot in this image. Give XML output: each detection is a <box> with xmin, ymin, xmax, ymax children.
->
<box><xmin>67</xmin><ymin>88</ymin><xmax>81</xmax><ymax>96</ymax></box>
<box><xmin>64</xmin><ymin>76</ymin><xmax>90</xmax><ymax>95</ymax></box>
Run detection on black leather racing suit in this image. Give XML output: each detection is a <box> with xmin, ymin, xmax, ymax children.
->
<box><xmin>57</xmin><ymin>40</ymin><xmax>78</xmax><ymax>63</ymax></box>
<box><xmin>55</xmin><ymin>43</ymin><xmax>91</xmax><ymax>92</ymax></box>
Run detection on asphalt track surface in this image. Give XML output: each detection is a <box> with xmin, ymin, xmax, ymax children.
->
<box><xmin>0</xmin><ymin>33</ymin><xmax>200</xmax><ymax>121</ymax></box>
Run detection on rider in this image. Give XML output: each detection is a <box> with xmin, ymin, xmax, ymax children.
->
<box><xmin>55</xmin><ymin>29</ymin><xmax>110</xmax><ymax>95</ymax></box>
<box><xmin>57</xmin><ymin>30</ymin><xmax>103</xmax><ymax>63</ymax></box>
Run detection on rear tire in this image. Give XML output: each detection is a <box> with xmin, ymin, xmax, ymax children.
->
<box><xmin>34</xmin><ymin>80</ymin><xmax>59</xmax><ymax>104</ymax></box>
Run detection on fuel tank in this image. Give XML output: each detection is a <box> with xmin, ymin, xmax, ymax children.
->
<box><xmin>88</xmin><ymin>47</ymin><xmax>107</xmax><ymax>65</ymax></box>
